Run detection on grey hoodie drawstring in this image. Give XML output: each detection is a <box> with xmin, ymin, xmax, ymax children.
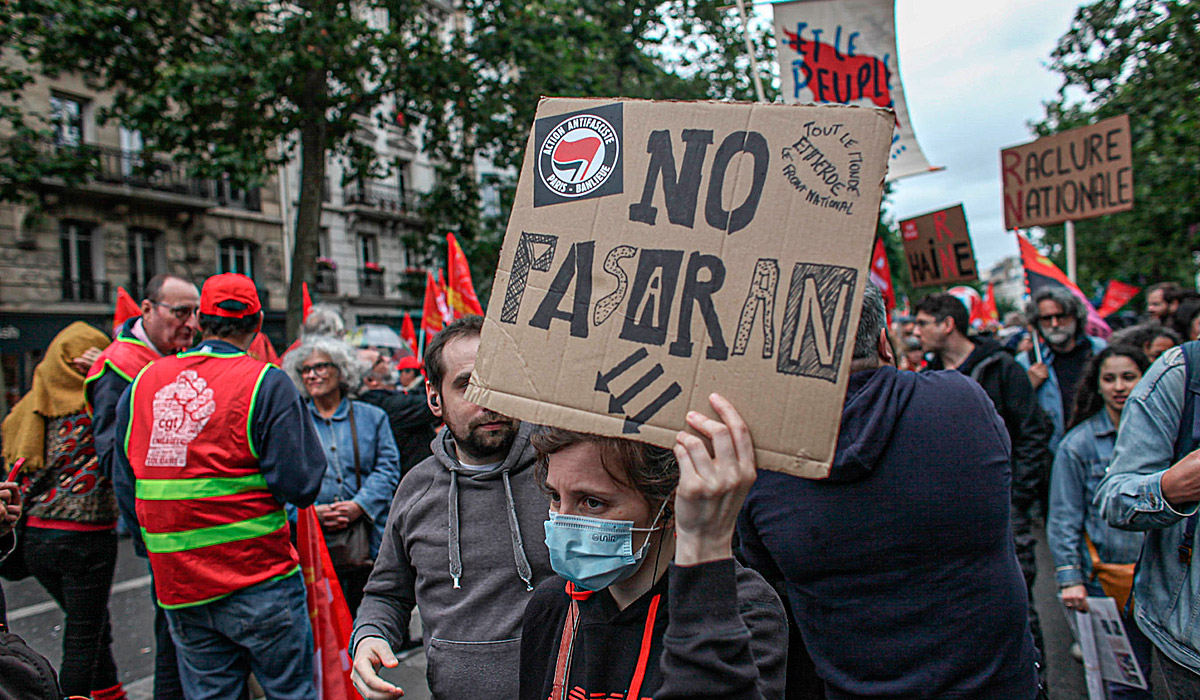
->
<box><xmin>502</xmin><ymin>469</ymin><xmax>535</xmax><ymax>591</ymax></box>
<box><xmin>448</xmin><ymin>470</ymin><xmax>462</xmax><ymax>589</ymax></box>
<box><xmin>442</xmin><ymin>424</ymin><xmax>536</xmax><ymax>592</ymax></box>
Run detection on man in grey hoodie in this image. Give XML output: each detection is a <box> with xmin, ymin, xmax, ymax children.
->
<box><xmin>350</xmin><ymin>316</ymin><xmax>554</xmax><ymax>700</ymax></box>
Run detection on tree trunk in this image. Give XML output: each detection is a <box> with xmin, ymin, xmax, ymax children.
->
<box><xmin>286</xmin><ymin>67</ymin><xmax>329</xmax><ymax>341</ymax></box>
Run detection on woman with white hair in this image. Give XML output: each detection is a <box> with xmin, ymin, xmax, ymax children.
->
<box><xmin>283</xmin><ymin>336</ymin><xmax>401</xmax><ymax>613</ymax></box>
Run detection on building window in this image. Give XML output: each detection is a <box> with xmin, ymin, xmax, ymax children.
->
<box><xmin>396</xmin><ymin>161</ymin><xmax>410</xmax><ymax>207</ymax></box>
<box><xmin>60</xmin><ymin>220</ymin><xmax>104</xmax><ymax>301</ymax></box>
<box><xmin>218</xmin><ymin>238</ymin><xmax>255</xmax><ymax>278</ymax></box>
<box><xmin>128</xmin><ymin>228</ymin><xmax>162</xmax><ymax>298</ymax></box>
<box><xmin>119</xmin><ymin>127</ymin><xmax>144</xmax><ymax>176</ymax></box>
<box><xmin>359</xmin><ymin>234</ymin><xmax>378</xmax><ymax>266</ymax></box>
<box><xmin>50</xmin><ymin>94</ymin><xmax>87</xmax><ymax>147</ymax></box>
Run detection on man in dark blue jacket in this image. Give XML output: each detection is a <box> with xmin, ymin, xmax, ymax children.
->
<box><xmin>738</xmin><ymin>283</ymin><xmax>1039</xmax><ymax>700</ymax></box>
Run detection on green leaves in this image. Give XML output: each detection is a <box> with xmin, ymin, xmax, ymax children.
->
<box><xmin>1035</xmin><ymin>0</ymin><xmax>1200</xmax><ymax>292</ymax></box>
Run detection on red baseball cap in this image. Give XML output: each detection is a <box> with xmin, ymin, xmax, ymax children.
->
<box><xmin>396</xmin><ymin>355</ymin><xmax>422</xmax><ymax>371</ymax></box>
<box><xmin>200</xmin><ymin>273</ymin><xmax>262</xmax><ymax>318</ymax></box>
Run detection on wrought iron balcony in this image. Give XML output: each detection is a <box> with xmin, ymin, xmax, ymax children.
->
<box><xmin>358</xmin><ymin>268</ymin><xmax>386</xmax><ymax>298</ymax></box>
<box><xmin>314</xmin><ymin>267</ymin><xmax>338</xmax><ymax>295</ymax></box>
<box><xmin>343</xmin><ymin>181</ymin><xmax>417</xmax><ymax>214</ymax></box>
<box><xmin>39</xmin><ymin>140</ymin><xmax>261</xmax><ymax>210</ymax></box>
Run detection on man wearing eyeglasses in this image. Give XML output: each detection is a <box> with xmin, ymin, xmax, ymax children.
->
<box><xmin>1016</xmin><ymin>287</ymin><xmax>1108</xmax><ymax>454</ymax></box>
<box><xmin>84</xmin><ymin>273</ymin><xmax>199</xmax><ymax>700</ymax></box>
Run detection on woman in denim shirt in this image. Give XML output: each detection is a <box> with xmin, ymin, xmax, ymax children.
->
<box><xmin>1049</xmin><ymin>345</ymin><xmax>1150</xmax><ymax>698</ymax></box>
<box><xmin>284</xmin><ymin>336</ymin><xmax>400</xmax><ymax>614</ymax></box>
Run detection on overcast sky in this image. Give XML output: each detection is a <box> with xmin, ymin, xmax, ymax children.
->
<box><xmin>757</xmin><ymin>0</ymin><xmax>1082</xmax><ymax>273</ymax></box>
<box><xmin>883</xmin><ymin>0</ymin><xmax>1081</xmax><ymax>272</ymax></box>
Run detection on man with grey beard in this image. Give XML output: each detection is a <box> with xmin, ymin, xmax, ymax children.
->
<box><xmin>1017</xmin><ymin>287</ymin><xmax>1108</xmax><ymax>454</ymax></box>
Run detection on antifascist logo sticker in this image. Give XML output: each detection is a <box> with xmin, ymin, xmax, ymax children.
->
<box><xmin>533</xmin><ymin>103</ymin><xmax>623</xmax><ymax>207</ymax></box>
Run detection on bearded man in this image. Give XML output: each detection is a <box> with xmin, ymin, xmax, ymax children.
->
<box><xmin>349</xmin><ymin>316</ymin><xmax>554</xmax><ymax>700</ymax></box>
<box><xmin>1017</xmin><ymin>287</ymin><xmax>1108</xmax><ymax>453</ymax></box>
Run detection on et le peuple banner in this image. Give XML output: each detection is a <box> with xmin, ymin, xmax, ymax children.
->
<box><xmin>466</xmin><ymin>98</ymin><xmax>893</xmax><ymax>478</ymax></box>
<box><xmin>1001</xmin><ymin>115</ymin><xmax>1134</xmax><ymax>230</ymax></box>
<box><xmin>899</xmin><ymin>204</ymin><xmax>978</xmax><ymax>288</ymax></box>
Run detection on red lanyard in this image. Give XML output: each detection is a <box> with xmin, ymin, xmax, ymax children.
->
<box><xmin>550</xmin><ymin>583</ymin><xmax>662</xmax><ymax>700</ymax></box>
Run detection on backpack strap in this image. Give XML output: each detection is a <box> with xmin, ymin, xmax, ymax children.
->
<box><xmin>1173</xmin><ymin>342</ymin><xmax>1200</xmax><ymax>565</ymax></box>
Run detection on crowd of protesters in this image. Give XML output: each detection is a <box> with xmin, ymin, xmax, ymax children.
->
<box><xmin>4</xmin><ymin>270</ymin><xmax>1200</xmax><ymax>700</ymax></box>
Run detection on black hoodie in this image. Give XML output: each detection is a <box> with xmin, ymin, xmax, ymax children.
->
<box><xmin>739</xmin><ymin>366</ymin><xmax>1039</xmax><ymax>700</ymax></box>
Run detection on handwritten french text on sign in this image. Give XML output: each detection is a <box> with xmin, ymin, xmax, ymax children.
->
<box><xmin>1001</xmin><ymin>115</ymin><xmax>1134</xmax><ymax>229</ymax></box>
<box><xmin>899</xmin><ymin>204</ymin><xmax>978</xmax><ymax>287</ymax></box>
<box><xmin>773</xmin><ymin>0</ymin><xmax>938</xmax><ymax>181</ymax></box>
<box><xmin>467</xmin><ymin>98</ymin><xmax>893</xmax><ymax>478</ymax></box>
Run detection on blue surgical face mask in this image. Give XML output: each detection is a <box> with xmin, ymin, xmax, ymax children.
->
<box><xmin>543</xmin><ymin>500</ymin><xmax>669</xmax><ymax>592</ymax></box>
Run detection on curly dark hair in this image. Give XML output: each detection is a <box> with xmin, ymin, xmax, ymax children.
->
<box><xmin>530</xmin><ymin>428</ymin><xmax>678</xmax><ymax>508</ymax></box>
<box><xmin>1068</xmin><ymin>345</ymin><xmax>1150</xmax><ymax>431</ymax></box>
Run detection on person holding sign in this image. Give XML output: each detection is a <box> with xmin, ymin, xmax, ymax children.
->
<box><xmin>1048</xmin><ymin>345</ymin><xmax>1151</xmax><ymax>699</ymax></box>
<box><xmin>518</xmin><ymin>394</ymin><xmax>787</xmax><ymax>700</ymax></box>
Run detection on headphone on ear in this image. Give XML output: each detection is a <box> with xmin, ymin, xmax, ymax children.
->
<box><xmin>429</xmin><ymin>393</ymin><xmax>440</xmax><ymax>407</ymax></box>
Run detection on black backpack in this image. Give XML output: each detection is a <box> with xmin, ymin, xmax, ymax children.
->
<box><xmin>0</xmin><ymin>628</ymin><xmax>62</xmax><ymax>700</ymax></box>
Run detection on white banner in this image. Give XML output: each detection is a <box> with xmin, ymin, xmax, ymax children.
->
<box><xmin>773</xmin><ymin>0</ymin><xmax>939</xmax><ymax>181</ymax></box>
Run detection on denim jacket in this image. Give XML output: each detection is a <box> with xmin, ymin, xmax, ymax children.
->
<box><xmin>1095</xmin><ymin>345</ymin><xmax>1200</xmax><ymax>672</ymax></box>
<box><xmin>1047</xmin><ymin>409</ymin><xmax>1144</xmax><ymax>587</ymax></box>
<box><xmin>1017</xmin><ymin>335</ymin><xmax>1107</xmax><ymax>453</ymax></box>
<box><xmin>305</xmin><ymin>397</ymin><xmax>401</xmax><ymax>558</ymax></box>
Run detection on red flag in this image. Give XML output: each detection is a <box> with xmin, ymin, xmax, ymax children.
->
<box><xmin>296</xmin><ymin>507</ymin><xmax>356</xmax><ymax>700</ymax></box>
<box><xmin>436</xmin><ymin>269</ymin><xmax>453</xmax><ymax>325</ymax></box>
<box><xmin>446</xmin><ymin>233</ymin><xmax>484</xmax><ymax>318</ymax></box>
<box><xmin>868</xmin><ymin>238</ymin><xmax>896</xmax><ymax>312</ymax></box>
<box><xmin>247</xmin><ymin>332</ymin><xmax>280</xmax><ymax>365</ymax></box>
<box><xmin>1016</xmin><ymin>232</ymin><xmax>1111</xmax><ymax>339</ymax></box>
<box><xmin>981</xmin><ymin>282</ymin><xmax>1000</xmax><ymax>325</ymax></box>
<box><xmin>302</xmin><ymin>282</ymin><xmax>314</xmax><ymax>322</ymax></box>
<box><xmin>113</xmin><ymin>286</ymin><xmax>141</xmax><ymax>335</ymax></box>
<box><xmin>421</xmin><ymin>271</ymin><xmax>446</xmax><ymax>336</ymax></box>
<box><xmin>1097</xmin><ymin>280</ymin><xmax>1141</xmax><ymax>317</ymax></box>
<box><xmin>400</xmin><ymin>313</ymin><xmax>418</xmax><ymax>355</ymax></box>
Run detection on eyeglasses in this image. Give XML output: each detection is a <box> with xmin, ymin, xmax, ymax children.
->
<box><xmin>154</xmin><ymin>302</ymin><xmax>199</xmax><ymax>321</ymax></box>
<box><xmin>298</xmin><ymin>362</ymin><xmax>337</xmax><ymax>377</ymax></box>
<box><xmin>1037</xmin><ymin>313</ymin><xmax>1072</xmax><ymax>325</ymax></box>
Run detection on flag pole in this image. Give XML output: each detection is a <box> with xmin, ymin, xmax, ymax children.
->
<box><xmin>1065</xmin><ymin>219</ymin><xmax>1077</xmax><ymax>283</ymax></box>
<box><xmin>734</xmin><ymin>0</ymin><xmax>767</xmax><ymax>103</ymax></box>
<box><xmin>1014</xmin><ymin>226</ymin><xmax>1045</xmax><ymax>365</ymax></box>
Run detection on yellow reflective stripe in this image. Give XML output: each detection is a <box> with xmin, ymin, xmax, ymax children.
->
<box><xmin>141</xmin><ymin>509</ymin><xmax>286</xmax><ymax>554</ymax></box>
<box><xmin>246</xmin><ymin>366</ymin><xmax>271</xmax><ymax>459</ymax></box>
<box><xmin>136</xmin><ymin>474</ymin><xmax>268</xmax><ymax>500</ymax></box>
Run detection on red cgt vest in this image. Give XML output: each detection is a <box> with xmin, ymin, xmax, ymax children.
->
<box><xmin>84</xmin><ymin>320</ymin><xmax>160</xmax><ymax>416</ymax></box>
<box><xmin>125</xmin><ymin>346</ymin><xmax>297</xmax><ymax>608</ymax></box>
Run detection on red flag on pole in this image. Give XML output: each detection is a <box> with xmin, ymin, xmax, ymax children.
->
<box><xmin>421</xmin><ymin>271</ymin><xmax>446</xmax><ymax>336</ymax></box>
<box><xmin>981</xmin><ymin>282</ymin><xmax>1000</xmax><ymax>326</ymax></box>
<box><xmin>868</xmin><ymin>238</ymin><xmax>896</xmax><ymax>312</ymax></box>
<box><xmin>296</xmin><ymin>507</ymin><xmax>356</xmax><ymax>700</ymax></box>
<box><xmin>1016</xmin><ymin>231</ymin><xmax>1111</xmax><ymax>339</ymax></box>
<box><xmin>113</xmin><ymin>287</ymin><xmax>141</xmax><ymax>335</ymax></box>
<box><xmin>446</xmin><ymin>233</ymin><xmax>484</xmax><ymax>318</ymax></box>
<box><xmin>1097</xmin><ymin>280</ymin><xmax>1141</xmax><ymax>317</ymax></box>
<box><xmin>302</xmin><ymin>282</ymin><xmax>314</xmax><ymax>321</ymax></box>
<box><xmin>400</xmin><ymin>313</ymin><xmax>418</xmax><ymax>355</ymax></box>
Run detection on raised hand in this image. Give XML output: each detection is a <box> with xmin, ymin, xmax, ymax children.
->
<box><xmin>672</xmin><ymin>393</ymin><xmax>757</xmax><ymax>567</ymax></box>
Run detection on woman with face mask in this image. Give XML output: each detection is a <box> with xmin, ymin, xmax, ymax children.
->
<box><xmin>520</xmin><ymin>393</ymin><xmax>787</xmax><ymax>700</ymax></box>
<box><xmin>1048</xmin><ymin>345</ymin><xmax>1152</xmax><ymax>699</ymax></box>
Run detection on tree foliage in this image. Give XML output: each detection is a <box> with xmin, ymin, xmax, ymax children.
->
<box><xmin>2</xmin><ymin>0</ymin><xmax>778</xmax><ymax>326</ymax></box>
<box><xmin>1034</xmin><ymin>0</ymin><xmax>1200</xmax><ymax>294</ymax></box>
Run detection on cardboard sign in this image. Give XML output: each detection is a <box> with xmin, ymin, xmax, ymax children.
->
<box><xmin>1001</xmin><ymin>115</ymin><xmax>1134</xmax><ymax>229</ymax></box>
<box><xmin>466</xmin><ymin>98</ymin><xmax>893</xmax><ymax>478</ymax></box>
<box><xmin>899</xmin><ymin>204</ymin><xmax>978</xmax><ymax>287</ymax></box>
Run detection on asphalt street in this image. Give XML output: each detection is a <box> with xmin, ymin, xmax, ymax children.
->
<box><xmin>4</xmin><ymin>528</ymin><xmax>1104</xmax><ymax>700</ymax></box>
